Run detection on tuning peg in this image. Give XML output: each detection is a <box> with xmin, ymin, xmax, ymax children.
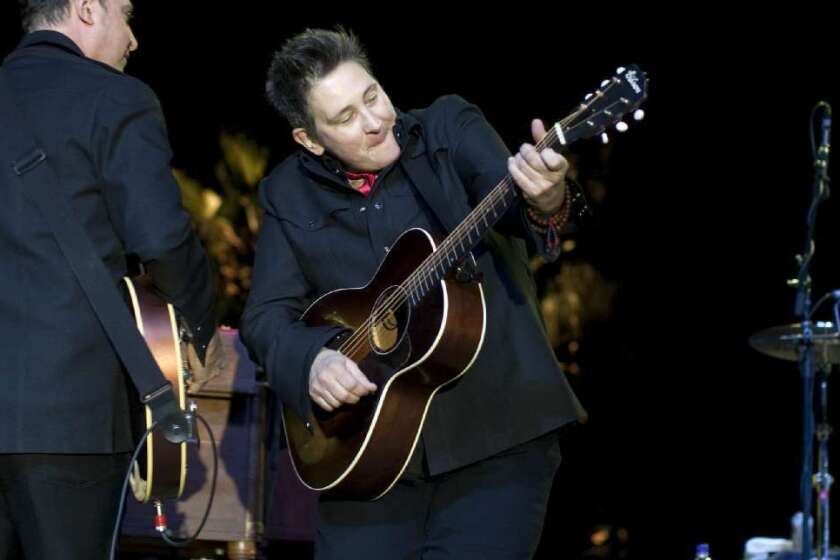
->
<box><xmin>616</xmin><ymin>66</ymin><xmax>626</xmax><ymax>74</ymax></box>
<box><xmin>600</xmin><ymin>79</ymin><xmax>610</xmax><ymax>87</ymax></box>
<box><xmin>601</xmin><ymin>133</ymin><xmax>610</xmax><ymax>144</ymax></box>
<box><xmin>584</xmin><ymin>93</ymin><xmax>594</xmax><ymax>101</ymax></box>
<box><xmin>615</xmin><ymin>122</ymin><xmax>629</xmax><ymax>133</ymax></box>
<box><xmin>633</xmin><ymin>109</ymin><xmax>645</xmax><ymax>121</ymax></box>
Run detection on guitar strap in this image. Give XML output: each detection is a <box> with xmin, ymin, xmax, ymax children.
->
<box><xmin>0</xmin><ymin>70</ymin><xmax>184</xmax><ymax>432</ymax></box>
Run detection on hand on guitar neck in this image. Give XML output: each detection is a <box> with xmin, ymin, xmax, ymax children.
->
<box><xmin>309</xmin><ymin>348</ymin><xmax>378</xmax><ymax>412</ymax></box>
<box><xmin>508</xmin><ymin>118</ymin><xmax>570</xmax><ymax>215</ymax></box>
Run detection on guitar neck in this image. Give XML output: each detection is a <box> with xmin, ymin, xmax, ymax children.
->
<box><xmin>406</xmin><ymin>179</ymin><xmax>514</xmax><ymax>301</ymax></box>
<box><xmin>399</xmin><ymin>62</ymin><xmax>649</xmax><ymax>308</ymax></box>
<box><xmin>401</xmin><ymin>125</ymin><xmax>567</xmax><ymax>306</ymax></box>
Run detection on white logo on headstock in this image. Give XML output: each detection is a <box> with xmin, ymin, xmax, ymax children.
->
<box><xmin>625</xmin><ymin>70</ymin><xmax>642</xmax><ymax>94</ymax></box>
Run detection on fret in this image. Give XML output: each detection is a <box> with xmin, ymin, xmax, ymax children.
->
<box><xmin>435</xmin><ymin>261</ymin><xmax>445</xmax><ymax>280</ymax></box>
<box><xmin>401</xmin><ymin>177</ymin><xmax>517</xmax><ymax>311</ymax></box>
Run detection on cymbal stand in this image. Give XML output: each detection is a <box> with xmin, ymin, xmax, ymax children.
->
<box><xmin>791</xmin><ymin>101</ymin><xmax>832</xmax><ymax>560</ymax></box>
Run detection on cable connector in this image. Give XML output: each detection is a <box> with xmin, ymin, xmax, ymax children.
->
<box><xmin>153</xmin><ymin>500</ymin><xmax>167</xmax><ymax>534</ymax></box>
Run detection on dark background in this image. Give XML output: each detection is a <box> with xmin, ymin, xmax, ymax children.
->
<box><xmin>3</xmin><ymin>6</ymin><xmax>838</xmax><ymax>559</ymax></box>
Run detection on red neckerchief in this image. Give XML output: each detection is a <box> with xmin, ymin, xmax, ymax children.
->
<box><xmin>344</xmin><ymin>171</ymin><xmax>378</xmax><ymax>197</ymax></box>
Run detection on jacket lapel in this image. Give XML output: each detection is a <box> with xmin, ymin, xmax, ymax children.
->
<box><xmin>399</xmin><ymin>133</ymin><xmax>462</xmax><ymax>234</ymax></box>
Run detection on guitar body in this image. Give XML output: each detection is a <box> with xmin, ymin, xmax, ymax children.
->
<box><xmin>123</xmin><ymin>276</ymin><xmax>187</xmax><ymax>503</ymax></box>
<box><xmin>283</xmin><ymin>228</ymin><xmax>486</xmax><ymax>500</ymax></box>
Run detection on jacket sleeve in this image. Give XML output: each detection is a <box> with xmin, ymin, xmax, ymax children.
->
<box><xmin>96</xmin><ymin>78</ymin><xmax>216</xmax><ymax>358</ymax></box>
<box><xmin>239</xmin><ymin>180</ymin><xmax>343</xmax><ymax>422</ymax></box>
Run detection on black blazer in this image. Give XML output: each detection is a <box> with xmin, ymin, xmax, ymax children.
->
<box><xmin>242</xmin><ymin>95</ymin><xmax>585</xmax><ymax>475</ymax></box>
<box><xmin>0</xmin><ymin>32</ymin><xmax>215</xmax><ymax>454</ymax></box>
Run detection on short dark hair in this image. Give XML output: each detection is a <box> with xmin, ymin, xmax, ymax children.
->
<box><xmin>18</xmin><ymin>0</ymin><xmax>107</xmax><ymax>32</ymax></box>
<box><xmin>265</xmin><ymin>27</ymin><xmax>372</xmax><ymax>134</ymax></box>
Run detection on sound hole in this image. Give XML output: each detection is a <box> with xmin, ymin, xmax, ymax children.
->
<box><xmin>368</xmin><ymin>285</ymin><xmax>410</xmax><ymax>355</ymax></box>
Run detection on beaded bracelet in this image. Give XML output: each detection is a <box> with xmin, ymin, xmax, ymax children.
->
<box><xmin>525</xmin><ymin>182</ymin><xmax>572</xmax><ymax>249</ymax></box>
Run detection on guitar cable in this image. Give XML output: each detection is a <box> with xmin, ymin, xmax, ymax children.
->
<box><xmin>834</xmin><ymin>300</ymin><xmax>840</xmax><ymax>338</ymax></box>
<box><xmin>158</xmin><ymin>412</ymin><xmax>218</xmax><ymax>548</ymax></box>
<box><xmin>808</xmin><ymin>290</ymin><xmax>840</xmax><ymax>320</ymax></box>
<box><xmin>109</xmin><ymin>421</ymin><xmax>155</xmax><ymax>560</ymax></box>
<box><xmin>108</xmin><ymin>412</ymin><xmax>219</xmax><ymax>559</ymax></box>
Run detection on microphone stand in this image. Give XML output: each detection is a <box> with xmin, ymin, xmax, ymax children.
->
<box><xmin>792</xmin><ymin>101</ymin><xmax>832</xmax><ymax>560</ymax></box>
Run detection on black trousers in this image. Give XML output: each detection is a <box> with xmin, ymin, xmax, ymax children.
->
<box><xmin>316</xmin><ymin>431</ymin><xmax>562</xmax><ymax>560</ymax></box>
<box><xmin>0</xmin><ymin>453</ymin><xmax>130</xmax><ymax>560</ymax></box>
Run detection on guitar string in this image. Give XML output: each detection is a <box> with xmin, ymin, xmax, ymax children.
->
<box><xmin>338</xmin><ymin>96</ymin><xmax>634</xmax><ymax>360</ymax></box>
<box><xmin>337</xmin><ymin>94</ymin><xmax>632</xmax><ymax>359</ymax></box>
<box><xmin>336</xmin><ymin>124</ymin><xmax>568</xmax><ymax>359</ymax></box>
<box><xmin>337</xmin><ymin>89</ymin><xmax>633</xmax><ymax>359</ymax></box>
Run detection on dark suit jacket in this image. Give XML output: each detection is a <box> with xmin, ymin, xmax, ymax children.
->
<box><xmin>0</xmin><ymin>31</ymin><xmax>215</xmax><ymax>454</ymax></box>
<box><xmin>241</xmin><ymin>95</ymin><xmax>585</xmax><ymax>475</ymax></box>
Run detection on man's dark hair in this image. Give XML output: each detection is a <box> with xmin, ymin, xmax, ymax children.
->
<box><xmin>18</xmin><ymin>0</ymin><xmax>108</xmax><ymax>32</ymax></box>
<box><xmin>266</xmin><ymin>27</ymin><xmax>372</xmax><ymax>135</ymax></box>
<box><xmin>19</xmin><ymin>0</ymin><xmax>69</xmax><ymax>31</ymax></box>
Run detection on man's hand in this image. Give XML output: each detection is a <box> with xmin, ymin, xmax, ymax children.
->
<box><xmin>507</xmin><ymin>119</ymin><xmax>569</xmax><ymax>214</ymax></box>
<box><xmin>186</xmin><ymin>329</ymin><xmax>226</xmax><ymax>391</ymax></box>
<box><xmin>309</xmin><ymin>348</ymin><xmax>377</xmax><ymax>412</ymax></box>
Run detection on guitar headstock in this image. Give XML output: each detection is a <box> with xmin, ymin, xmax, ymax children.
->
<box><xmin>548</xmin><ymin>65</ymin><xmax>649</xmax><ymax>148</ymax></box>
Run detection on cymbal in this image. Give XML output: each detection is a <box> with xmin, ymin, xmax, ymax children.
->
<box><xmin>749</xmin><ymin>322</ymin><xmax>840</xmax><ymax>364</ymax></box>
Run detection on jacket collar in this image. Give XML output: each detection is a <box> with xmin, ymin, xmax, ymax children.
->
<box><xmin>18</xmin><ymin>30</ymin><xmax>84</xmax><ymax>57</ymax></box>
<box><xmin>6</xmin><ymin>30</ymin><xmax>120</xmax><ymax>75</ymax></box>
